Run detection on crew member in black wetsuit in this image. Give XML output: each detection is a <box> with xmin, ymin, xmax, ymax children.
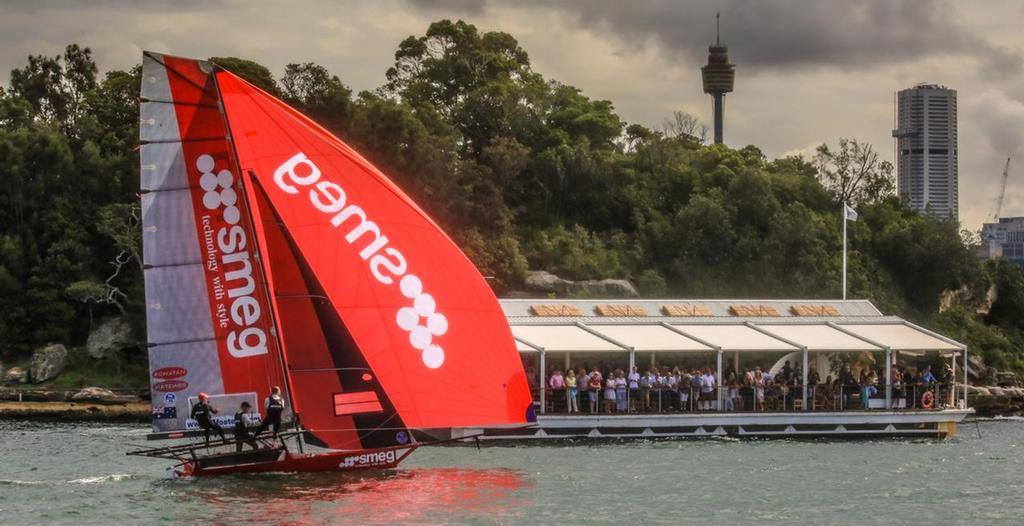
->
<box><xmin>255</xmin><ymin>386</ymin><xmax>286</xmax><ymax>442</ymax></box>
<box><xmin>191</xmin><ymin>392</ymin><xmax>225</xmax><ymax>447</ymax></box>
<box><xmin>233</xmin><ymin>401</ymin><xmax>259</xmax><ymax>452</ymax></box>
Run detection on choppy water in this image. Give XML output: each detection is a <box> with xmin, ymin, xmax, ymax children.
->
<box><xmin>0</xmin><ymin>419</ymin><xmax>1022</xmax><ymax>525</ymax></box>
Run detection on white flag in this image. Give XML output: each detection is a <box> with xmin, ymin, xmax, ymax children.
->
<box><xmin>844</xmin><ymin>203</ymin><xmax>858</xmax><ymax>222</ymax></box>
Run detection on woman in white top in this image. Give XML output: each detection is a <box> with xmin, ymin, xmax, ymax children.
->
<box><xmin>604</xmin><ymin>376</ymin><xmax>617</xmax><ymax>413</ymax></box>
<box><xmin>614</xmin><ymin>372</ymin><xmax>628</xmax><ymax>412</ymax></box>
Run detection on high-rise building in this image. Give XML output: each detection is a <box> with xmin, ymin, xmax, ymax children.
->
<box><xmin>892</xmin><ymin>84</ymin><xmax>958</xmax><ymax>220</ymax></box>
<box><xmin>979</xmin><ymin>217</ymin><xmax>1024</xmax><ymax>265</ymax></box>
<box><xmin>701</xmin><ymin>13</ymin><xmax>735</xmax><ymax>145</ymax></box>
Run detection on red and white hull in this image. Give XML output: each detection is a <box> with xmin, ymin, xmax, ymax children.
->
<box><xmin>173</xmin><ymin>444</ymin><xmax>418</xmax><ymax>478</ymax></box>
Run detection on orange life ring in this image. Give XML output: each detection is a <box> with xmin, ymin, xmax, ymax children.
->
<box><xmin>921</xmin><ymin>390</ymin><xmax>935</xmax><ymax>409</ymax></box>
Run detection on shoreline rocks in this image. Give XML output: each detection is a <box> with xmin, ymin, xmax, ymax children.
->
<box><xmin>29</xmin><ymin>344</ymin><xmax>67</xmax><ymax>383</ymax></box>
<box><xmin>3</xmin><ymin>366</ymin><xmax>27</xmax><ymax>384</ymax></box>
<box><xmin>0</xmin><ymin>401</ymin><xmax>149</xmax><ymax>422</ymax></box>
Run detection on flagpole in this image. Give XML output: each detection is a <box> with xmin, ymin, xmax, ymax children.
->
<box><xmin>842</xmin><ymin>202</ymin><xmax>847</xmax><ymax>300</ymax></box>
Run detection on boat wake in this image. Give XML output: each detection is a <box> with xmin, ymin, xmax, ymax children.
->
<box><xmin>971</xmin><ymin>415</ymin><xmax>1024</xmax><ymax>422</ymax></box>
<box><xmin>0</xmin><ymin>474</ymin><xmax>134</xmax><ymax>486</ymax></box>
<box><xmin>68</xmin><ymin>473</ymin><xmax>134</xmax><ymax>484</ymax></box>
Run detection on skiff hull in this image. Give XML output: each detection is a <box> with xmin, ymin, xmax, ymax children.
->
<box><xmin>173</xmin><ymin>444</ymin><xmax>418</xmax><ymax>478</ymax></box>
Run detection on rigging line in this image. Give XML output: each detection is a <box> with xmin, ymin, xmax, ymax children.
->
<box><xmin>140</xmin><ymin>98</ymin><xmax>220</xmax><ymax>109</ymax></box>
<box><xmin>275</xmin><ymin>294</ymin><xmax>330</xmax><ymax>301</ymax></box>
<box><xmin>142</xmin><ymin>260</ymin><xmax>204</xmax><ymax>270</ymax></box>
<box><xmin>146</xmin><ymin>336</ymin><xmax>218</xmax><ymax>348</ymax></box>
<box><xmin>139</xmin><ymin>136</ymin><xmax>230</xmax><ymax>145</ymax></box>
<box><xmin>139</xmin><ymin>186</ymin><xmax>195</xmax><ymax>193</ymax></box>
<box><xmin>291</xmin><ymin>367</ymin><xmax>371</xmax><ymax>373</ymax></box>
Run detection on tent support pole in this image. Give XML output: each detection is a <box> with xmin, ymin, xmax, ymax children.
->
<box><xmin>963</xmin><ymin>347</ymin><xmax>968</xmax><ymax>409</ymax></box>
<box><xmin>716</xmin><ymin>349</ymin><xmax>723</xmax><ymax>410</ymax></box>
<box><xmin>539</xmin><ymin>350</ymin><xmax>546</xmax><ymax>415</ymax></box>
<box><xmin>885</xmin><ymin>348</ymin><xmax>892</xmax><ymax>409</ymax></box>
<box><xmin>802</xmin><ymin>347</ymin><xmax>808</xmax><ymax>411</ymax></box>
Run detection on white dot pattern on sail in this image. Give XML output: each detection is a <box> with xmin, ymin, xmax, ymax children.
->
<box><xmin>197</xmin><ymin>154</ymin><xmax>240</xmax><ymax>225</ymax></box>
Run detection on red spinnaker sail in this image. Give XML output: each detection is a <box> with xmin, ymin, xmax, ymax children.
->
<box><xmin>215</xmin><ymin>70</ymin><xmax>532</xmax><ymax>430</ymax></box>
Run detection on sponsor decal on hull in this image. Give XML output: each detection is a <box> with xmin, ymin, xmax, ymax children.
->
<box><xmin>339</xmin><ymin>449</ymin><xmax>398</xmax><ymax>469</ymax></box>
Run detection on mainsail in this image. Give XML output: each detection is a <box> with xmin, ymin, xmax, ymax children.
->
<box><xmin>140</xmin><ymin>53</ymin><xmax>290</xmax><ymax>434</ymax></box>
<box><xmin>140</xmin><ymin>52</ymin><xmax>532</xmax><ymax>447</ymax></box>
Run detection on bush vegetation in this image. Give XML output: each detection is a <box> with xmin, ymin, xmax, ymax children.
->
<box><xmin>1</xmin><ymin>20</ymin><xmax>1022</xmax><ymax>376</ymax></box>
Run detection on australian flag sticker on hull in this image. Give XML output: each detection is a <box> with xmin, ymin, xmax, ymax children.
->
<box><xmin>153</xmin><ymin>406</ymin><xmax>177</xmax><ymax>420</ymax></box>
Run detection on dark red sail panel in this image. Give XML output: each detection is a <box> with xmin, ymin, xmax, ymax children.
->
<box><xmin>216</xmin><ymin>70</ymin><xmax>532</xmax><ymax>429</ymax></box>
<box><xmin>243</xmin><ymin>178</ymin><xmax>363</xmax><ymax>448</ymax></box>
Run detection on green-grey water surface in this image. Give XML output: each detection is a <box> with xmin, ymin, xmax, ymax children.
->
<box><xmin>0</xmin><ymin>419</ymin><xmax>1021</xmax><ymax>525</ymax></box>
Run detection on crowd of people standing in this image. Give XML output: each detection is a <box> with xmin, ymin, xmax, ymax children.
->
<box><xmin>528</xmin><ymin>360</ymin><xmax>957</xmax><ymax>414</ymax></box>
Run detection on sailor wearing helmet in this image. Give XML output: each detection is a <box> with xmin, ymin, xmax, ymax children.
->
<box><xmin>190</xmin><ymin>392</ymin><xmax>225</xmax><ymax>447</ymax></box>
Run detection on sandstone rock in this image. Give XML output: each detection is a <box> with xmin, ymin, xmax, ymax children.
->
<box><xmin>86</xmin><ymin>317</ymin><xmax>134</xmax><ymax>359</ymax></box>
<box><xmin>524</xmin><ymin>271</ymin><xmax>639</xmax><ymax>298</ymax></box>
<box><xmin>524</xmin><ymin>271</ymin><xmax>574</xmax><ymax>294</ymax></box>
<box><xmin>29</xmin><ymin>344</ymin><xmax>67</xmax><ymax>383</ymax></box>
<box><xmin>71</xmin><ymin>387</ymin><xmax>117</xmax><ymax>401</ymax></box>
<box><xmin>70</xmin><ymin>387</ymin><xmax>139</xmax><ymax>404</ymax></box>
<box><xmin>578</xmin><ymin>278</ymin><xmax>639</xmax><ymax>298</ymax></box>
<box><xmin>2</xmin><ymin>366</ymin><xmax>27</xmax><ymax>384</ymax></box>
<box><xmin>989</xmin><ymin>386</ymin><xmax>1007</xmax><ymax>397</ymax></box>
<box><xmin>968</xmin><ymin>385</ymin><xmax>990</xmax><ymax>396</ymax></box>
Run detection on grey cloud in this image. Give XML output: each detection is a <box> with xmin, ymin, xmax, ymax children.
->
<box><xmin>968</xmin><ymin>91</ymin><xmax>1024</xmax><ymax>157</ymax></box>
<box><xmin>407</xmin><ymin>0</ymin><xmax>1022</xmax><ymax>75</ymax></box>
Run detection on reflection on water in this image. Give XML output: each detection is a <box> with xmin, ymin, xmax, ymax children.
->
<box><xmin>6</xmin><ymin>420</ymin><xmax>1024</xmax><ymax>525</ymax></box>
<box><xmin>180</xmin><ymin>468</ymin><xmax>530</xmax><ymax>525</ymax></box>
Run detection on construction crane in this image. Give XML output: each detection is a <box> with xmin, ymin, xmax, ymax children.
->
<box><xmin>991</xmin><ymin>157</ymin><xmax>1012</xmax><ymax>222</ymax></box>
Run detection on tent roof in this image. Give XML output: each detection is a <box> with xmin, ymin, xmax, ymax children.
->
<box><xmin>754</xmin><ymin>324</ymin><xmax>881</xmax><ymax>352</ymax></box>
<box><xmin>501</xmin><ymin>298</ymin><xmax>965</xmax><ymax>354</ymax></box>
<box><xmin>835</xmin><ymin>323</ymin><xmax>962</xmax><ymax>351</ymax></box>
<box><xmin>510</xmin><ymin>325</ymin><xmax>623</xmax><ymax>353</ymax></box>
<box><xmin>584</xmin><ymin>324</ymin><xmax>714</xmax><ymax>352</ymax></box>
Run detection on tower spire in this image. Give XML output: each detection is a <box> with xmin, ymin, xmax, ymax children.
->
<box><xmin>716</xmin><ymin>11</ymin><xmax>720</xmax><ymax>45</ymax></box>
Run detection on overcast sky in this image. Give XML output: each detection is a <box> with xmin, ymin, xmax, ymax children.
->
<box><xmin>2</xmin><ymin>0</ymin><xmax>1022</xmax><ymax>231</ymax></box>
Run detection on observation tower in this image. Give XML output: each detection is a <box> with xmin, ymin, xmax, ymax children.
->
<box><xmin>701</xmin><ymin>12</ymin><xmax>735</xmax><ymax>144</ymax></box>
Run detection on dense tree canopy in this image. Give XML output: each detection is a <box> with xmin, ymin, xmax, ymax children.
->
<box><xmin>2</xmin><ymin>21</ymin><xmax>1023</xmax><ymax>374</ymax></box>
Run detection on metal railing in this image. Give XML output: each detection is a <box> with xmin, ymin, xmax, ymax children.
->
<box><xmin>531</xmin><ymin>382</ymin><xmax>964</xmax><ymax>415</ymax></box>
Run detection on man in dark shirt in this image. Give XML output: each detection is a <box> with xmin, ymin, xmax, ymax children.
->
<box><xmin>233</xmin><ymin>401</ymin><xmax>259</xmax><ymax>452</ymax></box>
<box><xmin>255</xmin><ymin>386</ymin><xmax>286</xmax><ymax>442</ymax></box>
<box><xmin>781</xmin><ymin>361</ymin><xmax>794</xmax><ymax>383</ymax></box>
<box><xmin>190</xmin><ymin>393</ymin><xmax>225</xmax><ymax>447</ymax></box>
